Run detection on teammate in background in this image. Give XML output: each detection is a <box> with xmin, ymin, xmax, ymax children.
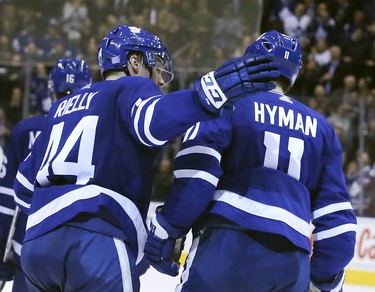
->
<box><xmin>0</xmin><ymin>58</ymin><xmax>92</xmax><ymax>291</ymax></box>
<box><xmin>145</xmin><ymin>30</ymin><xmax>357</xmax><ymax>292</ymax></box>
<box><xmin>12</xmin><ymin>24</ymin><xmax>279</xmax><ymax>291</ymax></box>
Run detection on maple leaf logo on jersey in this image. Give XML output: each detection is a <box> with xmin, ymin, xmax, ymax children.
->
<box><xmin>279</xmin><ymin>95</ymin><xmax>293</xmax><ymax>104</ymax></box>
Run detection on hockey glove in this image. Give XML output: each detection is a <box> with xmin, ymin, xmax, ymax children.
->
<box><xmin>195</xmin><ymin>53</ymin><xmax>280</xmax><ymax>113</ymax></box>
<box><xmin>309</xmin><ymin>270</ymin><xmax>345</xmax><ymax>292</ymax></box>
<box><xmin>0</xmin><ymin>242</ymin><xmax>14</xmax><ymax>281</ymax></box>
<box><xmin>0</xmin><ymin>261</ymin><xmax>14</xmax><ymax>281</ymax></box>
<box><xmin>144</xmin><ymin>207</ymin><xmax>186</xmax><ymax>277</ymax></box>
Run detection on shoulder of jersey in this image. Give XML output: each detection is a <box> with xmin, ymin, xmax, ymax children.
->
<box><xmin>12</xmin><ymin>115</ymin><xmax>46</xmax><ymax>133</ymax></box>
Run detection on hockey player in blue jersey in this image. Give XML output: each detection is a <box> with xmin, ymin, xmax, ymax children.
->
<box><xmin>12</xmin><ymin>24</ymin><xmax>279</xmax><ymax>291</ymax></box>
<box><xmin>0</xmin><ymin>58</ymin><xmax>92</xmax><ymax>291</ymax></box>
<box><xmin>145</xmin><ymin>30</ymin><xmax>357</xmax><ymax>292</ymax></box>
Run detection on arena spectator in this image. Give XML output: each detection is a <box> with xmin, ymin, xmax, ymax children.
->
<box><xmin>291</xmin><ymin>58</ymin><xmax>321</xmax><ymax>98</ymax></box>
<box><xmin>6</xmin><ymin>86</ymin><xmax>23</xmax><ymax>127</ymax></box>
<box><xmin>280</xmin><ymin>2</ymin><xmax>311</xmax><ymax>44</ymax></box>
<box><xmin>309</xmin><ymin>38</ymin><xmax>332</xmax><ymax>67</ymax></box>
<box><xmin>319</xmin><ymin>44</ymin><xmax>348</xmax><ymax>95</ymax></box>
<box><xmin>340</xmin><ymin>27</ymin><xmax>372</xmax><ymax>79</ymax></box>
<box><xmin>307</xmin><ymin>2</ymin><xmax>338</xmax><ymax>44</ymax></box>
<box><xmin>61</xmin><ymin>0</ymin><xmax>90</xmax><ymax>43</ymax></box>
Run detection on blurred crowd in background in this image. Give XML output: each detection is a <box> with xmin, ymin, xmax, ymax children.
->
<box><xmin>0</xmin><ymin>0</ymin><xmax>374</xmax><ymax>216</ymax></box>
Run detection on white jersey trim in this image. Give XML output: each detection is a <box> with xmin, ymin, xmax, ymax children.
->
<box><xmin>0</xmin><ymin>186</ymin><xmax>15</xmax><ymax>197</ymax></box>
<box><xmin>183</xmin><ymin>123</ymin><xmax>200</xmax><ymax>142</ymax></box>
<box><xmin>113</xmin><ymin>237</ymin><xmax>133</xmax><ymax>292</ymax></box>
<box><xmin>16</xmin><ymin>171</ymin><xmax>34</xmax><ymax>191</ymax></box>
<box><xmin>313</xmin><ymin>223</ymin><xmax>357</xmax><ymax>241</ymax></box>
<box><xmin>26</xmin><ymin>184</ymin><xmax>147</xmax><ymax>264</ymax></box>
<box><xmin>133</xmin><ymin>98</ymin><xmax>152</xmax><ymax>147</ymax></box>
<box><xmin>144</xmin><ymin>98</ymin><xmax>167</xmax><ymax>146</ymax></box>
<box><xmin>12</xmin><ymin>239</ymin><xmax>22</xmax><ymax>256</ymax></box>
<box><xmin>14</xmin><ymin>195</ymin><xmax>31</xmax><ymax>210</ymax></box>
<box><xmin>176</xmin><ymin>145</ymin><xmax>221</xmax><ymax>162</ymax></box>
<box><xmin>0</xmin><ymin>205</ymin><xmax>15</xmax><ymax>216</ymax></box>
<box><xmin>174</xmin><ymin>169</ymin><xmax>219</xmax><ymax>186</ymax></box>
<box><xmin>133</xmin><ymin>96</ymin><xmax>167</xmax><ymax>147</ymax></box>
<box><xmin>213</xmin><ymin>190</ymin><xmax>311</xmax><ymax>238</ymax></box>
<box><xmin>312</xmin><ymin>202</ymin><xmax>353</xmax><ymax>219</ymax></box>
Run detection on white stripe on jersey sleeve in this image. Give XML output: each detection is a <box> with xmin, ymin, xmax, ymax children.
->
<box><xmin>133</xmin><ymin>96</ymin><xmax>167</xmax><ymax>147</ymax></box>
<box><xmin>313</xmin><ymin>223</ymin><xmax>357</xmax><ymax>241</ymax></box>
<box><xmin>13</xmin><ymin>195</ymin><xmax>31</xmax><ymax>210</ymax></box>
<box><xmin>143</xmin><ymin>98</ymin><xmax>168</xmax><ymax>146</ymax></box>
<box><xmin>312</xmin><ymin>202</ymin><xmax>353</xmax><ymax>219</ymax></box>
<box><xmin>176</xmin><ymin>145</ymin><xmax>221</xmax><ymax>162</ymax></box>
<box><xmin>174</xmin><ymin>169</ymin><xmax>219</xmax><ymax>186</ymax></box>
<box><xmin>16</xmin><ymin>171</ymin><xmax>34</xmax><ymax>192</ymax></box>
<box><xmin>0</xmin><ymin>186</ymin><xmax>15</xmax><ymax>197</ymax></box>
<box><xmin>0</xmin><ymin>205</ymin><xmax>15</xmax><ymax>216</ymax></box>
<box><xmin>133</xmin><ymin>98</ymin><xmax>152</xmax><ymax>147</ymax></box>
<box><xmin>183</xmin><ymin>123</ymin><xmax>200</xmax><ymax>142</ymax></box>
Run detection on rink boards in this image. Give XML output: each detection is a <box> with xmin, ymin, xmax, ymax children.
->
<box><xmin>345</xmin><ymin>216</ymin><xmax>375</xmax><ymax>286</ymax></box>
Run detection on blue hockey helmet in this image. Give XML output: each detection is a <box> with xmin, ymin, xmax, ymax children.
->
<box><xmin>97</xmin><ymin>24</ymin><xmax>174</xmax><ymax>84</ymax></box>
<box><xmin>245</xmin><ymin>30</ymin><xmax>302</xmax><ymax>86</ymax></box>
<box><xmin>49</xmin><ymin>58</ymin><xmax>92</xmax><ymax>97</ymax></box>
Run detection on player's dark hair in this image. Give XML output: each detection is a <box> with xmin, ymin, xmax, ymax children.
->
<box><xmin>278</xmin><ymin>76</ymin><xmax>291</xmax><ymax>93</ymax></box>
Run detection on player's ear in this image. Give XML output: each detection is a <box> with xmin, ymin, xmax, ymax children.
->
<box><xmin>128</xmin><ymin>54</ymin><xmax>140</xmax><ymax>74</ymax></box>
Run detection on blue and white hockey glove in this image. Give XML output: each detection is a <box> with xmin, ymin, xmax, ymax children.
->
<box><xmin>195</xmin><ymin>53</ymin><xmax>280</xmax><ymax>113</ymax></box>
<box><xmin>144</xmin><ymin>207</ymin><xmax>186</xmax><ymax>277</ymax></box>
<box><xmin>309</xmin><ymin>270</ymin><xmax>345</xmax><ymax>292</ymax></box>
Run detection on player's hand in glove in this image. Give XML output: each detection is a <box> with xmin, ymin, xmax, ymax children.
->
<box><xmin>144</xmin><ymin>207</ymin><xmax>187</xmax><ymax>277</ymax></box>
<box><xmin>309</xmin><ymin>270</ymin><xmax>345</xmax><ymax>292</ymax></box>
<box><xmin>0</xmin><ymin>261</ymin><xmax>14</xmax><ymax>282</ymax></box>
<box><xmin>0</xmin><ymin>242</ymin><xmax>15</xmax><ymax>282</ymax></box>
<box><xmin>195</xmin><ymin>53</ymin><xmax>280</xmax><ymax>113</ymax></box>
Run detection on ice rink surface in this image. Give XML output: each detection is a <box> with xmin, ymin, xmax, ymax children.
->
<box><xmin>140</xmin><ymin>266</ymin><xmax>375</xmax><ymax>292</ymax></box>
<box><xmin>2</xmin><ymin>267</ymin><xmax>374</xmax><ymax>291</ymax></box>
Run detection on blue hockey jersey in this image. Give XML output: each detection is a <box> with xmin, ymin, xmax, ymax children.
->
<box><xmin>162</xmin><ymin>90</ymin><xmax>357</xmax><ymax>282</ymax></box>
<box><xmin>13</xmin><ymin>76</ymin><xmax>218</xmax><ymax>266</ymax></box>
<box><xmin>0</xmin><ymin>115</ymin><xmax>46</xmax><ymax>266</ymax></box>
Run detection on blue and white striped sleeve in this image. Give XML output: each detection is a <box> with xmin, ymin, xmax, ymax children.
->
<box><xmin>13</xmin><ymin>144</ymin><xmax>40</xmax><ymax>215</ymax></box>
<box><xmin>162</xmin><ymin>119</ymin><xmax>232</xmax><ymax>229</ymax></box>
<box><xmin>130</xmin><ymin>95</ymin><xmax>167</xmax><ymax>147</ymax></box>
<box><xmin>310</xmin><ymin>132</ymin><xmax>357</xmax><ymax>284</ymax></box>
<box><xmin>129</xmin><ymin>89</ymin><xmax>217</xmax><ymax>148</ymax></box>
